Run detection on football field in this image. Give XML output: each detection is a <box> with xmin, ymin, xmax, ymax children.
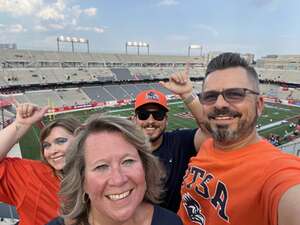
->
<box><xmin>19</xmin><ymin>100</ymin><xmax>300</xmax><ymax>160</ymax></box>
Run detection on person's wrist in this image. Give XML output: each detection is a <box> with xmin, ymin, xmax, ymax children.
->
<box><xmin>14</xmin><ymin>120</ymin><xmax>30</xmax><ymax>131</ymax></box>
<box><xmin>181</xmin><ymin>92</ymin><xmax>196</xmax><ymax>105</ymax></box>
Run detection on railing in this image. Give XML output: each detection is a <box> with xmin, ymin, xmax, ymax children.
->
<box><xmin>279</xmin><ymin>139</ymin><xmax>300</xmax><ymax>156</ymax></box>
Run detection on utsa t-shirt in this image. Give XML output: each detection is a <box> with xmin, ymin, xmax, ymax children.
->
<box><xmin>178</xmin><ymin>139</ymin><xmax>300</xmax><ymax>225</ymax></box>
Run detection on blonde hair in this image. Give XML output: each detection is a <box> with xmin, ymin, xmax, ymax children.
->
<box><xmin>60</xmin><ymin>115</ymin><xmax>165</xmax><ymax>225</ymax></box>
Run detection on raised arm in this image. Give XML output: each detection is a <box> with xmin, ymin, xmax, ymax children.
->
<box><xmin>160</xmin><ymin>64</ymin><xmax>208</xmax><ymax>151</ymax></box>
<box><xmin>0</xmin><ymin>103</ymin><xmax>48</xmax><ymax>160</ymax></box>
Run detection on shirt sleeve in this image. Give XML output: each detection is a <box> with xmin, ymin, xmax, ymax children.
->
<box><xmin>176</xmin><ymin>128</ymin><xmax>198</xmax><ymax>156</ymax></box>
<box><xmin>261</xmin><ymin>157</ymin><xmax>300</xmax><ymax>225</ymax></box>
<box><xmin>0</xmin><ymin>158</ymin><xmax>31</xmax><ymax>205</ymax></box>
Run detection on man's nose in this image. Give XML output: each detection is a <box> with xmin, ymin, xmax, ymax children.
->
<box><xmin>214</xmin><ymin>93</ymin><xmax>230</xmax><ymax>108</ymax></box>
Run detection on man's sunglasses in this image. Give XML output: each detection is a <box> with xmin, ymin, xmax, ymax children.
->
<box><xmin>198</xmin><ymin>88</ymin><xmax>259</xmax><ymax>105</ymax></box>
<box><xmin>136</xmin><ymin>109</ymin><xmax>166</xmax><ymax>121</ymax></box>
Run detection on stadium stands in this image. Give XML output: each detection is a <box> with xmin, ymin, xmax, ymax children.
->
<box><xmin>0</xmin><ymin>48</ymin><xmax>300</xmax><ymax>109</ymax></box>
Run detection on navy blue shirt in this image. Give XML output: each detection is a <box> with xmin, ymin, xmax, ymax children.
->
<box><xmin>153</xmin><ymin>129</ymin><xmax>197</xmax><ymax>212</ymax></box>
<box><xmin>46</xmin><ymin>205</ymin><xmax>183</xmax><ymax>225</ymax></box>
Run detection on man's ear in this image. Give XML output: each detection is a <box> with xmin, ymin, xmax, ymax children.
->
<box><xmin>132</xmin><ymin>113</ymin><xmax>138</xmax><ymax>123</ymax></box>
<box><xmin>256</xmin><ymin>96</ymin><xmax>264</xmax><ymax>117</ymax></box>
<box><xmin>165</xmin><ymin>114</ymin><xmax>168</xmax><ymax>126</ymax></box>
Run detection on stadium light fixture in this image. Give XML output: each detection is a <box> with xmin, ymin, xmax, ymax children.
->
<box><xmin>125</xmin><ymin>41</ymin><xmax>150</xmax><ymax>55</ymax></box>
<box><xmin>57</xmin><ymin>36</ymin><xmax>90</xmax><ymax>53</ymax></box>
<box><xmin>188</xmin><ymin>44</ymin><xmax>203</xmax><ymax>56</ymax></box>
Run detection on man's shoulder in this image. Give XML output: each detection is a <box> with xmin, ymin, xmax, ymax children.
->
<box><xmin>165</xmin><ymin>128</ymin><xmax>197</xmax><ymax>137</ymax></box>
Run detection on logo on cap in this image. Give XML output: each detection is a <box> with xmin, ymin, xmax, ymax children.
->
<box><xmin>146</xmin><ymin>91</ymin><xmax>159</xmax><ymax>101</ymax></box>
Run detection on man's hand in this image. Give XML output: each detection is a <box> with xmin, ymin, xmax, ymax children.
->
<box><xmin>159</xmin><ymin>63</ymin><xmax>193</xmax><ymax>98</ymax></box>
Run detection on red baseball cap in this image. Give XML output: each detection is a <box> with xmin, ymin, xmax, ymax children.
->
<box><xmin>135</xmin><ymin>89</ymin><xmax>169</xmax><ymax>111</ymax></box>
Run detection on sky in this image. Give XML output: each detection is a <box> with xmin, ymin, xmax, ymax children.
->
<box><xmin>0</xmin><ymin>0</ymin><xmax>299</xmax><ymax>59</ymax></box>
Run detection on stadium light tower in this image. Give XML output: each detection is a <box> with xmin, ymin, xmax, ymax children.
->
<box><xmin>125</xmin><ymin>41</ymin><xmax>149</xmax><ymax>55</ymax></box>
<box><xmin>57</xmin><ymin>36</ymin><xmax>90</xmax><ymax>53</ymax></box>
<box><xmin>188</xmin><ymin>44</ymin><xmax>203</xmax><ymax>56</ymax></box>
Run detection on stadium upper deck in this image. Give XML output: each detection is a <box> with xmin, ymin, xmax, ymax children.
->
<box><xmin>0</xmin><ymin>49</ymin><xmax>299</xmax><ymax>109</ymax></box>
<box><xmin>0</xmin><ymin>49</ymin><xmax>206</xmax><ymax>67</ymax></box>
<box><xmin>1</xmin><ymin>49</ymin><xmax>300</xmax><ymax>88</ymax></box>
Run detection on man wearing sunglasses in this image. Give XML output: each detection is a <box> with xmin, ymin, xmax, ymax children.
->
<box><xmin>133</xmin><ymin>89</ymin><xmax>204</xmax><ymax>213</ymax></box>
<box><xmin>171</xmin><ymin>53</ymin><xmax>300</xmax><ymax>225</ymax></box>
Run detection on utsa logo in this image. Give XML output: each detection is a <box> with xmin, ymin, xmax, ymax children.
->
<box><xmin>183</xmin><ymin>166</ymin><xmax>229</xmax><ymax>223</ymax></box>
<box><xmin>183</xmin><ymin>193</ymin><xmax>206</xmax><ymax>225</ymax></box>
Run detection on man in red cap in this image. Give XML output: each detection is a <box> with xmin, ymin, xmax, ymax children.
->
<box><xmin>133</xmin><ymin>89</ymin><xmax>205</xmax><ymax>212</ymax></box>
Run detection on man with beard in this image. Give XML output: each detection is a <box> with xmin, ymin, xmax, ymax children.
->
<box><xmin>133</xmin><ymin>89</ymin><xmax>205</xmax><ymax>212</ymax></box>
<box><xmin>176</xmin><ymin>52</ymin><xmax>300</xmax><ymax>225</ymax></box>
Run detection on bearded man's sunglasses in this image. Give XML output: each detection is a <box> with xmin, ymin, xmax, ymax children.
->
<box><xmin>136</xmin><ymin>109</ymin><xmax>166</xmax><ymax>121</ymax></box>
<box><xmin>199</xmin><ymin>88</ymin><xmax>259</xmax><ymax>105</ymax></box>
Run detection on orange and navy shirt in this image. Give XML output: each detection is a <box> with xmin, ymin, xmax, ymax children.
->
<box><xmin>178</xmin><ymin>139</ymin><xmax>300</xmax><ymax>225</ymax></box>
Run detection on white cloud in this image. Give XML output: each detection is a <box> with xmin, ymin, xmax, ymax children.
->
<box><xmin>70</xmin><ymin>5</ymin><xmax>82</xmax><ymax>19</ymax></box>
<box><xmin>34</xmin><ymin>25</ymin><xmax>48</xmax><ymax>31</ymax></box>
<box><xmin>34</xmin><ymin>23</ymin><xmax>64</xmax><ymax>31</ymax></box>
<box><xmin>157</xmin><ymin>0</ymin><xmax>179</xmax><ymax>6</ymax></box>
<box><xmin>75</xmin><ymin>26</ymin><xmax>105</xmax><ymax>33</ymax></box>
<box><xmin>54</xmin><ymin>0</ymin><xmax>65</xmax><ymax>11</ymax></box>
<box><xmin>194</xmin><ymin>24</ymin><xmax>219</xmax><ymax>37</ymax></box>
<box><xmin>0</xmin><ymin>0</ymin><xmax>42</xmax><ymax>16</ymax></box>
<box><xmin>0</xmin><ymin>0</ymin><xmax>102</xmax><ymax>35</ymax></box>
<box><xmin>83</xmin><ymin>7</ymin><xmax>97</xmax><ymax>16</ymax></box>
<box><xmin>0</xmin><ymin>24</ymin><xmax>27</xmax><ymax>33</ymax></box>
<box><xmin>37</xmin><ymin>6</ymin><xmax>64</xmax><ymax>20</ymax></box>
<box><xmin>48</xmin><ymin>23</ymin><xmax>65</xmax><ymax>30</ymax></box>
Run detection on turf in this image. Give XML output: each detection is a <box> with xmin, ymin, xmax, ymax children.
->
<box><xmin>19</xmin><ymin>101</ymin><xmax>300</xmax><ymax>159</ymax></box>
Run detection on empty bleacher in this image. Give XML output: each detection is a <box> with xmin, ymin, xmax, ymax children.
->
<box><xmin>110</xmin><ymin>68</ymin><xmax>133</xmax><ymax>81</ymax></box>
<box><xmin>56</xmin><ymin>88</ymin><xmax>91</xmax><ymax>106</ymax></box>
<box><xmin>121</xmin><ymin>84</ymin><xmax>141</xmax><ymax>99</ymax></box>
<box><xmin>82</xmin><ymin>86</ymin><xmax>116</xmax><ymax>102</ymax></box>
<box><xmin>24</xmin><ymin>90</ymin><xmax>64</xmax><ymax>107</ymax></box>
<box><xmin>104</xmin><ymin>85</ymin><xmax>131</xmax><ymax>100</ymax></box>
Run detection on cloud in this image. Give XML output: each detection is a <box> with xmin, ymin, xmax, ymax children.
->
<box><xmin>33</xmin><ymin>23</ymin><xmax>65</xmax><ymax>31</ymax></box>
<box><xmin>37</xmin><ymin>6</ymin><xmax>64</xmax><ymax>20</ymax></box>
<box><xmin>0</xmin><ymin>24</ymin><xmax>27</xmax><ymax>33</ymax></box>
<box><xmin>75</xmin><ymin>26</ymin><xmax>105</xmax><ymax>33</ymax></box>
<box><xmin>0</xmin><ymin>0</ymin><xmax>42</xmax><ymax>16</ymax></box>
<box><xmin>83</xmin><ymin>7</ymin><xmax>97</xmax><ymax>16</ymax></box>
<box><xmin>193</xmin><ymin>24</ymin><xmax>219</xmax><ymax>37</ymax></box>
<box><xmin>157</xmin><ymin>0</ymin><xmax>179</xmax><ymax>6</ymax></box>
<box><xmin>34</xmin><ymin>25</ymin><xmax>48</xmax><ymax>31</ymax></box>
<box><xmin>0</xmin><ymin>0</ymin><xmax>103</xmax><ymax>35</ymax></box>
<box><xmin>48</xmin><ymin>23</ymin><xmax>65</xmax><ymax>30</ymax></box>
<box><xmin>250</xmin><ymin>0</ymin><xmax>281</xmax><ymax>11</ymax></box>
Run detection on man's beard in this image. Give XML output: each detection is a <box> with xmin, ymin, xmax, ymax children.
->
<box><xmin>142</xmin><ymin>124</ymin><xmax>166</xmax><ymax>143</ymax></box>
<box><xmin>149</xmin><ymin>130</ymin><xmax>164</xmax><ymax>143</ymax></box>
<box><xmin>204</xmin><ymin>107</ymin><xmax>258</xmax><ymax>144</ymax></box>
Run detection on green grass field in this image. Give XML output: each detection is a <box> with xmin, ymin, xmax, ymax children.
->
<box><xmin>19</xmin><ymin>100</ymin><xmax>300</xmax><ymax>160</ymax></box>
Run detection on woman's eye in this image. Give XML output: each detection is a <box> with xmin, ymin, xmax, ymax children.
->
<box><xmin>123</xmin><ymin>159</ymin><xmax>135</xmax><ymax>166</ymax></box>
<box><xmin>55</xmin><ymin>137</ymin><xmax>68</xmax><ymax>145</ymax></box>
<box><xmin>42</xmin><ymin>143</ymin><xmax>50</xmax><ymax>149</ymax></box>
<box><xmin>95</xmin><ymin>164</ymin><xmax>109</xmax><ymax>171</ymax></box>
